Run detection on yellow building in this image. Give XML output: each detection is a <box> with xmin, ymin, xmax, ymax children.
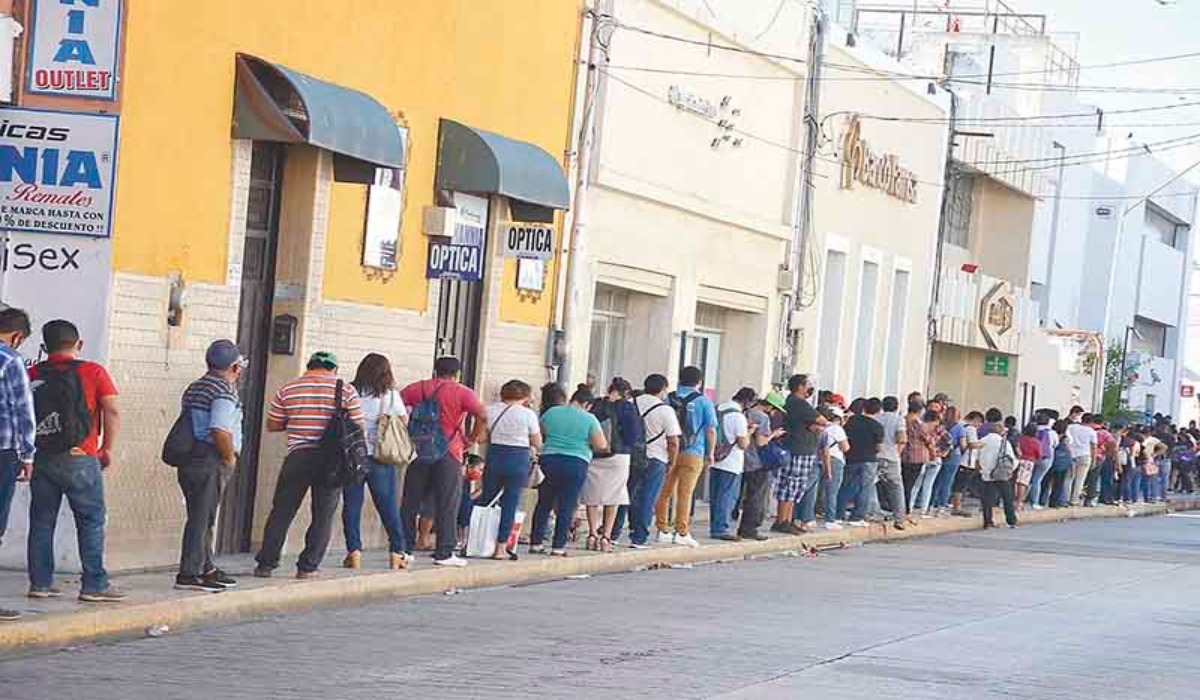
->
<box><xmin>1</xmin><ymin>0</ymin><xmax>583</xmax><ymax>569</ymax></box>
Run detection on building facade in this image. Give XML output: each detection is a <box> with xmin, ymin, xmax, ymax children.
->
<box><xmin>0</xmin><ymin>0</ymin><xmax>583</xmax><ymax>569</ymax></box>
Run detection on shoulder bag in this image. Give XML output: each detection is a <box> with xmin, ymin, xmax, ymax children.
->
<box><xmin>375</xmin><ymin>390</ymin><xmax>415</xmax><ymax>469</ymax></box>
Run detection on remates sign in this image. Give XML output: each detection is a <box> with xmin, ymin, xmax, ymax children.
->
<box><xmin>27</xmin><ymin>0</ymin><xmax>123</xmax><ymax>101</ymax></box>
<box><xmin>426</xmin><ymin>192</ymin><xmax>486</xmax><ymax>281</ymax></box>
<box><xmin>501</xmin><ymin>222</ymin><xmax>555</xmax><ymax>260</ymax></box>
<box><xmin>0</xmin><ymin>108</ymin><xmax>119</xmax><ymax>238</ymax></box>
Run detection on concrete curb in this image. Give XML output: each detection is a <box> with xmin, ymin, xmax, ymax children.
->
<box><xmin>1</xmin><ymin>499</ymin><xmax>1194</xmax><ymax>655</ymax></box>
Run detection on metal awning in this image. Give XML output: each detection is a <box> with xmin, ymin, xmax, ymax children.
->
<box><xmin>435</xmin><ymin>119</ymin><xmax>569</xmax><ymax>220</ymax></box>
<box><xmin>232</xmin><ymin>54</ymin><xmax>404</xmax><ymax>180</ymax></box>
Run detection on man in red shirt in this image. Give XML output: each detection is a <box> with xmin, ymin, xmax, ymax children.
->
<box><xmin>399</xmin><ymin>356</ymin><xmax>486</xmax><ymax>567</ymax></box>
<box><xmin>26</xmin><ymin>319</ymin><xmax>124</xmax><ymax>603</ymax></box>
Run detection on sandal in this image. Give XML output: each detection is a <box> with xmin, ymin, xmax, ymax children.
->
<box><xmin>505</xmin><ymin>547</ymin><xmax>519</xmax><ymax>561</ymax></box>
<box><xmin>600</xmin><ymin>536</ymin><xmax>613</xmax><ymax>553</ymax></box>
<box><xmin>586</xmin><ymin>533</ymin><xmax>599</xmax><ymax>551</ymax></box>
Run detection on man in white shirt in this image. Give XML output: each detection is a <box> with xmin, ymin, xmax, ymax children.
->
<box><xmin>1065</xmin><ymin>412</ymin><xmax>1098</xmax><ymax>506</ymax></box>
<box><xmin>622</xmin><ymin>374</ymin><xmax>682</xmax><ymax>548</ymax></box>
<box><xmin>871</xmin><ymin>396</ymin><xmax>910</xmax><ymax>528</ymax></box>
<box><xmin>710</xmin><ymin>388</ymin><xmax>753</xmax><ymax>541</ymax></box>
<box><xmin>978</xmin><ymin>408</ymin><xmax>1018</xmax><ymax>528</ymax></box>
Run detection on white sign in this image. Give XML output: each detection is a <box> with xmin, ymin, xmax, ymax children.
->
<box><xmin>516</xmin><ymin>258</ymin><xmax>545</xmax><ymax>292</ymax></box>
<box><xmin>427</xmin><ymin>192</ymin><xmax>487</xmax><ymax>281</ymax></box>
<box><xmin>0</xmin><ymin>108</ymin><xmax>119</xmax><ymax>238</ymax></box>
<box><xmin>362</xmin><ymin>166</ymin><xmax>405</xmax><ymax>270</ymax></box>
<box><xmin>27</xmin><ymin>0</ymin><xmax>123</xmax><ymax>101</ymax></box>
<box><xmin>501</xmin><ymin>222</ymin><xmax>555</xmax><ymax>260</ymax></box>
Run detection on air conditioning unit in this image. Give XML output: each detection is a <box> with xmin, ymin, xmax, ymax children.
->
<box><xmin>422</xmin><ymin>205</ymin><xmax>456</xmax><ymax>238</ymax></box>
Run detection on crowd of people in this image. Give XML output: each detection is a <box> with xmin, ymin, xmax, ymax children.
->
<box><xmin>0</xmin><ymin>303</ymin><xmax>1194</xmax><ymax>622</ymax></box>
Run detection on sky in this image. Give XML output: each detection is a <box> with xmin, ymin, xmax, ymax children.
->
<box><xmin>1005</xmin><ymin>0</ymin><xmax>1200</xmax><ymax>174</ymax></box>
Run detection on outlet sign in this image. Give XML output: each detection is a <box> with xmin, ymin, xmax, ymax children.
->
<box><xmin>27</xmin><ymin>0</ymin><xmax>123</xmax><ymax>101</ymax></box>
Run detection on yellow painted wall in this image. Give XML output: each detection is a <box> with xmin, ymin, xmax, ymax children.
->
<box><xmin>113</xmin><ymin>0</ymin><xmax>580</xmax><ymax>322</ymax></box>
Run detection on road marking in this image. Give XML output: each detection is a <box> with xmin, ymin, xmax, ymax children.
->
<box><xmin>1166</xmin><ymin>513</ymin><xmax>1200</xmax><ymax>518</ymax></box>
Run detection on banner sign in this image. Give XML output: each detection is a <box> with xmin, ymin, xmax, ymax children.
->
<box><xmin>27</xmin><ymin>0</ymin><xmax>123</xmax><ymax>101</ymax></box>
<box><xmin>501</xmin><ymin>222</ymin><xmax>555</xmax><ymax>260</ymax></box>
<box><xmin>426</xmin><ymin>192</ymin><xmax>486</xmax><ymax>281</ymax></box>
<box><xmin>0</xmin><ymin>108</ymin><xmax>119</xmax><ymax>238</ymax></box>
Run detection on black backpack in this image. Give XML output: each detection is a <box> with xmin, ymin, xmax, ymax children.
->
<box><xmin>319</xmin><ymin>380</ymin><xmax>369</xmax><ymax>488</ymax></box>
<box><xmin>667</xmin><ymin>391</ymin><xmax>701</xmax><ymax>450</ymax></box>
<box><xmin>33</xmin><ymin>361</ymin><xmax>93</xmax><ymax>455</ymax></box>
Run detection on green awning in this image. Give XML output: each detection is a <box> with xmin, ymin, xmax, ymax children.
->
<box><xmin>435</xmin><ymin>119</ymin><xmax>570</xmax><ymax>217</ymax></box>
<box><xmin>232</xmin><ymin>54</ymin><xmax>404</xmax><ymax>179</ymax></box>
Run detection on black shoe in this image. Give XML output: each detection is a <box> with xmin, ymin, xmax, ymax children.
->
<box><xmin>713</xmin><ymin>533</ymin><xmax>742</xmax><ymax>542</ymax></box>
<box><xmin>204</xmin><ymin>569</ymin><xmax>238</xmax><ymax>588</ymax></box>
<box><xmin>253</xmin><ymin>566</ymin><xmax>273</xmax><ymax>579</ymax></box>
<box><xmin>739</xmin><ymin>531</ymin><xmax>769</xmax><ymax>541</ymax></box>
<box><xmin>0</xmin><ymin>608</ymin><xmax>20</xmax><ymax>621</ymax></box>
<box><xmin>174</xmin><ymin>575</ymin><xmax>226</xmax><ymax>593</ymax></box>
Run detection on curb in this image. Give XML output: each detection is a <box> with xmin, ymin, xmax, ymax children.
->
<box><xmin>1</xmin><ymin>499</ymin><xmax>1194</xmax><ymax>655</ymax></box>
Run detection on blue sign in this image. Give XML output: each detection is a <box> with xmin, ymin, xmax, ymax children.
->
<box><xmin>426</xmin><ymin>192</ymin><xmax>487</xmax><ymax>282</ymax></box>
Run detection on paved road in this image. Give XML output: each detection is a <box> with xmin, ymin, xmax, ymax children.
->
<box><xmin>4</xmin><ymin>514</ymin><xmax>1200</xmax><ymax>699</ymax></box>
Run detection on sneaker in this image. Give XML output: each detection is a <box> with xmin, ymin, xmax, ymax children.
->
<box><xmin>79</xmin><ymin>587</ymin><xmax>128</xmax><ymax>603</ymax></box>
<box><xmin>253</xmin><ymin>566</ymin><xmax>273</xmax><ymax>579</ymax></box>
<box><xmin>204</xmin><ymin>569</ymin><xmax>238</xmax><ymax>588</ymax></box>
<box><xmin>295</xmin><ymin>569</ymin><xmax>323</xmax><ymax>580</ymax></box>
<box><xmin>920</xmin><ymin>512</ymin><xmax>935</xmax><ymax>519</ymax></box>
<box><xmin>674</xmin><ymin>533</ymin><xmax>701</xmax><ymax>548</ymax></box>
<box><xmin>629</xmin><ymin>542</ymin><xmax>651</xmax><ymax>550</ymax></box>
<box><xmin>824</xmin><ymin>521</ymin><xmax>844</xmax><ymax>531</ymax></box>
<box><xmin>174</xmin><ymin>575</ymin><xmax>226</xmax><ymax>593</ymax></box>
<box><xmin>845</xmin><ymin>520</ymin><xmax>869</xmax><ymax>528</ymax></box>
<box><xmin>656</xmin><ymin>530</ymin><xmax>675</xmax><ymax>545</ymax></box>
<box><xmin>0</xmin><ymin>608</ymin><xmax>20</xmax><ymax>621</ymax></box>
<box><xmin>1032</xmin><ymin>504</ymin><xmax>1045</xmax><ymax>511</ymax></box>
<box><xmin>803</xmin><ymin>521</ymin><xmax>818</xmax><ymax>530</ymax></box>
<box><xmin>26</xmin><ymin>586</ymin><xmax>64</xmax><ymax>599</ymax></box>
<box><xmin>740</xmin><ymin>531</ymin><xmax>769</xmax><ymax>541</ymax></box>
<box><xmin>713</xmin><ymin>533</ymin><xmax>742</xmax><ymax>542</ymax></box>
<box><xmin>433</xmin><ymin>554</ymin><xmax>468</xmax><ymax>568</ymax></box>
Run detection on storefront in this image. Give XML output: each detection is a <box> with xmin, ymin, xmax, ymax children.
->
<box><xmin>0</xmin><ymin>0</ymin><xmax>582</xmax><ymax>569</ymax></box>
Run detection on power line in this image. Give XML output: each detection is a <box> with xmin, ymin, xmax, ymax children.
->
<box><xmin>963</xmin><ymin>131</ymin><xmax>1200</xmax><ymax>168</ymax></box>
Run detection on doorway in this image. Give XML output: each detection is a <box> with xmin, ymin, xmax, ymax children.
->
<box><xmin>219</xmin><ymin>142</ymin><xmax>285</xmax><ymax>553</ymax></box>
<box><xmin>433</xmin><ymin>193</ymin><xmax>490</xmax><ymax>387</ymax></box>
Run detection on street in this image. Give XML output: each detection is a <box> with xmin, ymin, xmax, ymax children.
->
<box><xmin>2</xmin><ymin>514</ymin><xmax>1199</xmax><ymax>699</ymax></box>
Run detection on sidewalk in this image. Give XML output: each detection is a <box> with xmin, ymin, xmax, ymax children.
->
<box><xmin>1</xmin><ymin>497</ymin><xmax>1196</xmax><ymax>656</ymax></box>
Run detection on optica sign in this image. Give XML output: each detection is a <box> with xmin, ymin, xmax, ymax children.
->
<box><xmin>27</xmin><ymin>0</ymin><xmax>123</xmax><ymax>101</ymax></box>
<box><xmin>0</xmin><ymin>108</ymin><xmax>119</xmax><ymax>238</ymax></box>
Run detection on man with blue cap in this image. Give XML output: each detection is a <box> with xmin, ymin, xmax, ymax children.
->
<box><xmin>174</xmin><ymin>339</ymin><xmax>246</xmax><ymax>592</ymax></box>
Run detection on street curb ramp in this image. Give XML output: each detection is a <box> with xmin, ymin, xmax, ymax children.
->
<box><xmin>1</xmin><ymin>499</ymin><xmax>1194</xmax><ymax>655</ymax></box>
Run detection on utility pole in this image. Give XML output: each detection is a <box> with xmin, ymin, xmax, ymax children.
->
<box><xmin>776</xmin><ymin>3</ymin><xmax>824</xmax><ymax>384</ymax></box>
<box><xmin>559</xmin><ymin>6</ymin><xmax>605</xmax><ymax>386</ymax></box>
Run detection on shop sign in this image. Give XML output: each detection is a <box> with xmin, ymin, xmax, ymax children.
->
<box><xmin>501</xmin><ymin>222</ymin><xmax>554</xmax><ymax>260</ymax></box>
<box><xmin>27</xmin><ymin>0</ymin><xmax>123</xmax><ymax>101</ymax></box>
<box><xmin>983</xmin><ymin>353</ymin><xmax>1009</xmax><ymax>377</ymax></box>
<box><xmin>840</xmin><ymin>115</ymin><xmax>918</xmax><ymax>204</ymax></box>
<box><xmin>0</xmin><ymin>108</ymin><xmax>119</xmax><ymax>238</ymax></box>
<box><xmin>426</xmin><ymin>192</ymin><xmax>486</xmax><ymax>281</ymax></box>
<box><xmin>362</xmin><ymin>165</ymin><xmax>405</xmax><ymax>270</ymax></box>
<box><xmin>978</xmin><ymin>280</ymin><xmax>1015</xmax><ymax>350</ymax></box>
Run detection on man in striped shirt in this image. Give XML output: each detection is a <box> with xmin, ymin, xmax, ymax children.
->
<box><xmin>254</xmin><ymin>351</ymin><xmax>363</xmax><ymax>579</ymax></box>
<box><xmin>0</xmin><ymin>308</ymin><xmax>34</xmax><ymax>621</ymax></box>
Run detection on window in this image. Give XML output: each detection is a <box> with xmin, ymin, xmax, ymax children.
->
<box><xmin>1132</xmin><ymin>316</ymin><xmax>1168</xmax><ymax>358</ymax></box>
<box><xmin>882</xmin><ymin>269</ymin><xmax>910</xmax><ymax>396</ymax></box>
<box><xmin>851</xmin><ymin>260</ymin><xmax>880</xmax><ymax>397</ymax></box>
<box><xmin>1144</xmin><ymin>204</ymin><xmax>1180</xmax><ymax>249</ymax></box>
<box><xmin>588</xmin><ymin>285</ymin><xmax>630</xmax><ymax>386</ymax></box>
<box><xmin>1145</xmin><ymin>394</ymin><xmax>1157</xmax><ymax>416</ymax></box>
<box><xmin>817</xmin><ymin>249</ymin><xmax>848</xmax><ymax>391</ymax></box>
<box><xmin>943</xmin><ymin>167</ymin><xmax>974</xmax><ymax>248</ymax></box>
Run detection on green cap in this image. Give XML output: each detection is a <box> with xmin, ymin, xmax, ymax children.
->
<box><xmin>309</xmin><ymin>351</ymin><xmax>338</xmax><ymax>368</ymax></box>
<box><xmin>764</xmin><ymin>391</ymin><xmax>786</xmax><ymax>412</ymax></box>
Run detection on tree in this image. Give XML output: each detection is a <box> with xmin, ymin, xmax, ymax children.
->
<box><xmin>1101</xmin><ymin>339</ymin><xmax>1144</xmax><ymax>422</ymax></box>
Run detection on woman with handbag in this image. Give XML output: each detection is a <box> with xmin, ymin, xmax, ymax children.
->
<box><xmin>530</xmin><ymin>386</ymin><xmax>608</xmax><ymax>556</ymax></box>
<box><xmin>581</xmin><ymin>378</ymin><xmax>639</xmax><ymax>552</ymax></box>
<box><xmin>342</xmin><ymin>353</ymin><xmax>410</xmax><ymax>571</ymax></box>
<box><xmin>477</xmin><ymin>380</ymin><xmax>543</xmax><ymax>561</ymax></box>
<box><xmin>978</xmin><ymin>408</ymin><xmax>1018</xmax><ymax>529</ymax></box>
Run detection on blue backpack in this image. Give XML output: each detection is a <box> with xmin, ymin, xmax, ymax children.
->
<box><xmin>409</xmin><ymin>382</ymin><xmax>450</xmax><ymax>462</ymax></box>
<box><xmin>1051</xmin><ymin>441</ymin><xmax>1072</xmax><ymax>473</ymax></box>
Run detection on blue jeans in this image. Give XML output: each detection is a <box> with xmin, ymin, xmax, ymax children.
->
<box><xmin>342</xmin><ymin>458</ymin><xmax>408</xmax><ymax>554</ymax></box>
<box><xmin>1158</xmin><ymin>459</ymin><xmax>1171</xmax><ymax>498</ymax></box>
<box><xmin>709</xmin><ymin>468</ymin><xmax>742</xmax><ymax>537</ymax></box>
<box><xmin>1028</xmin><ymin>458</ymin><xmax>1052</xmax><ymax>507</ymax></box>
<box><xmin>1123</xmin><ymin>466</ymin><xmax>1143</xmax><ymax>502</ymax></box>
<box><xmin>28</xmin><ymin>453</ymin><xmax>108</xmax><ymax>594</ymax></box>
<box><xmin>838</xmin><ymin>462</ymin><xmax>877</xmax><ymax>521</ymax></box>
<box><xmin>822</xmin><ymin>458</ymin><xmax>845</xmax><ymax>523</ymax></box>
<box><xmin>932</xmin><ymin>453</ymin><xmax>961</xmax><ymax>508</ymax></box>
<box><xmin>618</xmin><ymin>459</ymin><xmax>667</xmax><ymax>545</ymax></box>
<box><xmin>531</xmin><ymin>454</ymin><xmax>588</xmax><ymax>550</ymax></box>
<box><xmin>1100</xmin><ymin>457</ymin><xmax>1118</xmax><ymax>504</ymax></box>
<box><xmin>475</xmin><ymin>445</ymin><xmax>530</xmax><ymax>545</ymax></box>
<box><xmin>912</xmin><ymin>462</ymin><xmax>941</xmax><ymax>513</ymax></box>
<box><xmin>0</xmin><ymin>450</ymin><xmax>19</xmax><ymax>545</ymax></box>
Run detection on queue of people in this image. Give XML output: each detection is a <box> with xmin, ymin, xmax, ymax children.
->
<box><xmin>1</xmin><ymin>307</ymin><xmax>1193</xmax><ymax>621</ymax></box>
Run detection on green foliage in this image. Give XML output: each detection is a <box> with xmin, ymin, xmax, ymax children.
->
<box><xmin>1101</xmin><ymin>339</ymin><xmax>1144</xmax><ymax>423</ymax></box>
